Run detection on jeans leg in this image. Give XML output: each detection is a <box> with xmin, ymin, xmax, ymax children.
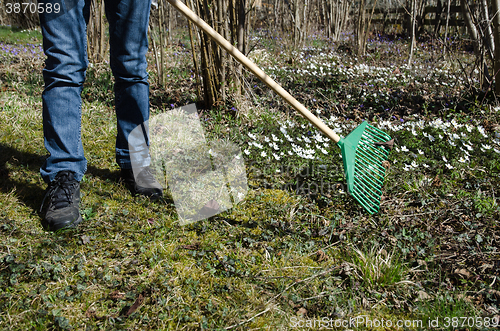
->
<box><xmin>104</xmin><ymin>0</ymin><xmax>153</xmax><ymax>169</ymax></box>
<box><xmin>39</xmin><ymin>0</ymin><xmax>91</xmax><ymax>183</ymax></box>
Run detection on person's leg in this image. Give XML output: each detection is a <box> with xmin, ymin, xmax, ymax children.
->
<box><xmin>39</xmin><ymin>0</ymin><xmax>91</xmax><ymax>183</ymax></box>
<box><xmin>38</xmin><ymin>0</ymin><xmax>90</xmax><ymax>230</ymax></box>
<box><xmin>104</xmin><ymin>0</ymin><xmax>153</xmax><ymax>170</ymax></box>
<box><xmin>105</xmin><ymin>0</ymin><xmax>162</xmax><ymax>199</ymax></box>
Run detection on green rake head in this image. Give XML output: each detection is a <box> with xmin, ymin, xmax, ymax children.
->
<box><xmin>337</xmin><ymin>121</ymin><xmax>392</xmax><ymax>214</ymax></box>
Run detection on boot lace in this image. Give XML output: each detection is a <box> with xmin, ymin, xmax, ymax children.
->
<box><xmin>40</xmin><ymin>172</ymin><xmax>77</xmax><ymax>212</ymax></box>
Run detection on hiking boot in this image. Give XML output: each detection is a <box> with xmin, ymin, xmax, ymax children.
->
<box><xmin>120</xmin><ymin>166</ymin><xmax>163</xmax><ymax>199</ymax></box>
<box><xmin>40</xmin><ymin>170</ymin><xmax>82</xmax><ymax>232</ymax></box>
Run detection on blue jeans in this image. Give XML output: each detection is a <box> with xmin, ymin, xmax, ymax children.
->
<box><xmin>39</xmin><ymin>0</ymin><xmax>152</xmax><ymax>183</ymax></box>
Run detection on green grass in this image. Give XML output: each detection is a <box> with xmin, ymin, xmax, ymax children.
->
<box><xmin>1</xmin><ymin>26</ymin><xmax>500</xmax><ymax>330</ymax></box>
<box><xmin>344</xmin><ymin>245</ymin><xmax>412</xmax><ymax>290</ymax></box>
<box><xmin>0</xmin><ymin>25</ymin><xmax>41</xmax><ymax>44</ymax></box>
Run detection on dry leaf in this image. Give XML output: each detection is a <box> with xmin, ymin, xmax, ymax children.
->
<box><xmin>382</xmin><ymin>160</ymin><xmax>391</xmax><ymax>170</ymax></box>
<box><xmin>417</xmin><ymin>290</ymin><xmax>432</xmax><ymax>300</ymax></box>
<box><xmin>85</xmin><ymin>309</ymin><xmax>96</xmax><ymax>318</ymax></box>
<box><xmin>479</xmin><ymin>263</ymin><xmax>494</xmax><ymax>273</ymax></box>
<box><xmin>297</xmin><ymin>307</ymin><xmax>307</xmax><ymax>316</ymax></box>
<box><xmin>375</xmin><ymin>138</ymin><xmax>395</xmax><ymax>150</ymax></box>
<box><xmin>125</xmin><ymin>293</ymin><xmax>144</xmax><ymax>317</ymax></box>
<box><xmin>85</xmin><ymin>309</ymin><xmax>105</xmax><ymax>320</ymax></box>
<box><xmin>178</xmin><ymin>243</ymin><xmax>200</xmax><ymax>250</ymax></box>
<box><xmin>109</xmin><ymin>291</ymin><xmax>125</xmax><ymax>301</ymax></box>
<box><xmin>432</xmin><ymin>175</ymin><xmax>441</xmax><ymax>187</ymax></box>
<box><xmin>80</xmin><ymin>235</ymin><xmax>91</xmax><ymax>245</ymax></box>
<box><xmin>454</xmin><ymin>268</ymin><xmax>471</xmax><ymax>279</ymax></box>
<box><xmin>316</xmin><ymin>250</ymin><xmax>329</xmax><ymax>262</ymax></box>
<box><xmin>489</xmin><ymin>289</ymin><xmax>500</xmax><ymax>299</ymax></box>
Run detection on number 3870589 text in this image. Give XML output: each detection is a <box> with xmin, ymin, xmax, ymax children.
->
<box><xmin>5</xmin><ymin>2</ymin><xmax>61</xmax><ymax>14</ymax></box>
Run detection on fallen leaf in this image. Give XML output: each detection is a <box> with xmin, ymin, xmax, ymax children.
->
<box><xmin>178</xmin><ymin>243</ymin><xmax>200</xmax><ymax>250</ymax></box>
<box><xmin>316</xmin><ymin>250</ymin><xmax>329</xmax><ymax>262</ymax></box>
<box><xmin>417</xmin><ymin>290</ymin><xmax>432</xmax><ymax>301</ymax></box>
<box><xmin>109</xmin><ymin>291</ymin><xmax>125</xmax><ymax>301</ymax></box>
<box><xmin>125</xmin><ymin>293</ymin><xmax>144</xmax><ymax>317</ymax></box>
<box><xmin>85</xmin><ymin>309</ymin><xmax>105</xmax><ymax>320</ymax></box>
<box><xmin>375</xmin><ymin>138</ymin><xmax>395</xmax><ymax>150</ymax></box>
<box><xmin>479</xmin><ymin>263</ymin><xmax>493</xmax><ymax>273</ymax></box>
<box><xmin>379</xmin><ymin>249</ymin><xmax>388</xmax><ymax>258</ymax></box>
<box><xmin>454</xmin><ymin>268</ymin><xmax>471</xmax><ymax>279</ymax></box>
<box><xmin>85</xmin><ymin>309</ymin><xmax>96</xmax><ymax>318</ymax></box>
<box><xmin>489</xmin><ymin>289</ymin><xmax>500</xmax><ymax>299</ymax></box>
<box><xmin>80</xmin><ymin>235</ymin><xmax>91</xmax><ymax>245</ymax></box>
<box><xmin>297</xmin><ymin>307</ymin><xmax>307</xmax><ymax>316</ymax></box>
<box><xmin>417</xmin><ymin>259</ymin><xmax>428</xmax><ymax>271</ymax></box>
<box><xmin>382</xmin><ymin>160</ymin><xmax>391</xmax><ymax>169</ymax></box>
<box><xmin>432</xmin><ymin>175</ymin><xmax>441</xmax><ymax>187</ymax></box>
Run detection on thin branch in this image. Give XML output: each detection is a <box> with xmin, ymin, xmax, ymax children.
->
<box><xmin>225</xmin><ymin>307</ymin><xmax>272</xmax><ymax>330</ymax></box>
<box><xmin>265</xmin><ymin>266</ymin><xmax>338</xmax><ymax>304</ymax></box>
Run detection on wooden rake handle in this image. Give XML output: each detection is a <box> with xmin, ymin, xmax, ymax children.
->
<box><xmin>166</xmin><ymin>0</ymin><xmax>341</xmax><ymax>144</ymax></box>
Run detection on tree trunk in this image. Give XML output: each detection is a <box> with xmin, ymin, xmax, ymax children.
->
<box><xmin>492</xmin><ymin>0</ymin><xmax>500</xmax><ymax>93</ymax></box>
<box><xmin>238</xmin><ymin>0</ymin><xmax>246</xmax><ymax>53</ymax></box>
<box><xmin>433</xmin><ymin>0</ymin><xmax>442</xmax><ymax>36</ymax></box>
<box><xmin>186</xmin><ymin>0</ymin><xmax>247</xmax><ymax>109</ymax></box>
<box><xmin>356</xmin><ymin>0</ymin><xmax>367</xmax><ymax>55</ymax></box>
<box><xmin>461</xmin><ymin>0</ymin><xmax>489</xmax><ymax>88</ymax></box>
<box><xmin>408</xmin><ymin>0</ymin><xmax>417</xmax><ymax>68</ymax></box>
<box><xmin>480</xmin><ymin>0</ymin><xmax>495</xmax><ymax>61</ymax></box>
<box><xmin>187</xmin><ymin>1</ymin><xmax>203</xmax><ymax>101</ymax></box>
<box><xmin>461</xmin><ymin>0</ymin><xmax>480</xmax><ymax>55</ymax></box>
<box><xmin>356</xmin><ymin>0</ymin><xmax>377</xmax><ymax>56</ymax></box>
<box><xmin>87</xmin><ymin>0</ymin><xmax>108</xmax><ymax>63</ymax></box>
<box><xmin>443</xmin><ymin>0</ymin><xmax>451</xmax><ymax>56</ymax></box>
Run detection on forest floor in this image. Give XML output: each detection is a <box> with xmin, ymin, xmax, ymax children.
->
<box><xmin>1</xmin><ymin>25</ymin><xmax>500</xmax><ymax>330</ymax></box>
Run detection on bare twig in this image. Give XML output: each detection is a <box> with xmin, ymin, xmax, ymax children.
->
<box><xmin>225</xmin><ymin>307</ymin><xmax>272</xmax><ymax>330</ymax></box>
<box><xmin>305</xmin><ymin>241</ymin><xmax>340</xmax><ymax>257</ymax></box>
<box><xmin>265</xmin><ymin>266</ymin><xmax>338</xmax><ymax>304</ymax></box>
<box><xmin>295</xmin><ymin>291</ymin><xmax>330</xmax><ymax>303</ymax></box>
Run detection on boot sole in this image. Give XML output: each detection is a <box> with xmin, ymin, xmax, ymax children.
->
<box><xmin>42</xmin><ymin>214</ymin><xmax>83</xmax><ymax>232</ymax></box>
